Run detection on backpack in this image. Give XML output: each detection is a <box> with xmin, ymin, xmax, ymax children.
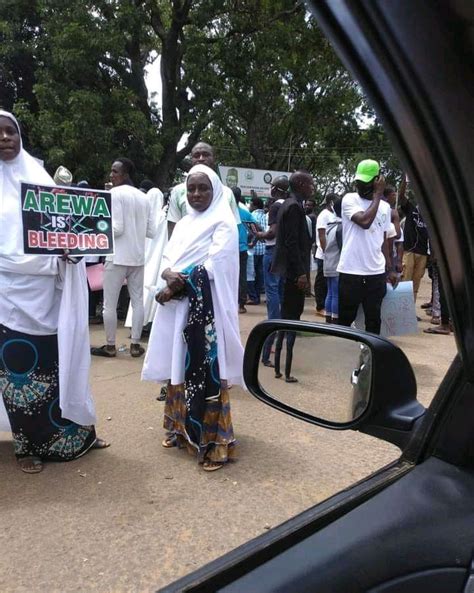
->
<box><xmin>323</xmin><ymin>219</ymin><xmax>342</xmax><ymax>277</ymax></box>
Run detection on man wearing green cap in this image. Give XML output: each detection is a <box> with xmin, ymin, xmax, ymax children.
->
<box><xmin>336</xmin><ymin>159</ymin><xmax>397</xmax><ymax>334</ymax></box>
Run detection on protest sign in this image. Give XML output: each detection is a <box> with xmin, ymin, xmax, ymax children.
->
<box><xmin>218</xmin><ymin>165</ymin><xmax>289</xmax><ymax>200</ymax></box>
<box><xmin>355</xmin><ymin>281</ymin><xmax>418</xmax><ymax>337</ymax></box>
<box><xmin>21</xmin><ymin>183</ymin><xmax>113</xmax><ymax>256</ymax></box>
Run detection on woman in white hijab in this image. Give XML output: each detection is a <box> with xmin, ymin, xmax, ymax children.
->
<box><xmin>142</xmin><ymin>164</ymin><xmax>243</xmax><ymax>471</ymax></box>
<box><xmin>0</xmin><ymin>110</ymin><xmax>108</xmax><ymax>473</ymax></box>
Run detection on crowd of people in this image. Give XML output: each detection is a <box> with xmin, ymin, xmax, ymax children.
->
<box><xmin>0</xmin><ymin>108</ymin><xmax>450</xmax><ymax>475</ymax></box>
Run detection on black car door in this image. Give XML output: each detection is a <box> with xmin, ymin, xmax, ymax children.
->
<box><xmin>160</xmin><ymin>1</ymin><xmax>474</xmax><ymax>591</ymax></box>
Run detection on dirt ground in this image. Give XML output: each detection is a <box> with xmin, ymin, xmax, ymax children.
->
<box><xmin>0</xmin><ymin>278</ymin><xmax>457</xmax><ymax>593</ymax></box>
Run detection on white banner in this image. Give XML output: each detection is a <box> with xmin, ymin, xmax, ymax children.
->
<box><xmin>218</xmin><ymin>165</ymin><xmax>289</xmax><ymax>198</ymax></box>
<box><xmin>355</xmin><ymin>281</ymin><xmax>418</xmax><ymax>337</ymax></box>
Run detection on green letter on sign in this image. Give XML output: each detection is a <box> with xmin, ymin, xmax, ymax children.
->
<box><xmin>92</xmin><ymin>197</ymin><xmax>111</xmax><ymax>218</ymax></box>
<box><xmin>56</xmin><ymin>194</ymin><xmax>72</xmax><ymax>214</ymax></box>
<box><xmin>39</xmin><ymin>191</ymin><xmax>55</xmax><ymax>213</ymax></box>
<box><xmin>23</xmin><ymin>189</ymin><xmax>40</xmax><ymax>212</ymax></box>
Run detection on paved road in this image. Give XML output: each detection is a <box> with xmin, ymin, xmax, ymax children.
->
<box><xmin>0</xmin><ymin>279</ymin><xmax>457</xmax><ymax>593</ymax></box>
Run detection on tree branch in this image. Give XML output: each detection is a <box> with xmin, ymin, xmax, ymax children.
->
<box><xmin>203</xmin><ymin>4</ymin><xmax>304</xmax><ymax>44</ymax></box>
<box><xmin>146</xmin><ymin>2</ymin><xmax>166</xmax><ymax>40</ymax></box>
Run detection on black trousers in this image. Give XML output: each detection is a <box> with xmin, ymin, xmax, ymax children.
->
<box><xmin>239</xmin><ymin>251</ymin><xmax>248</xmax><ymax>306</ymax></box>
<box><xmin>275</xmin><ymin>278</ymin><xmax>305</xmax><ymax>378</ymax></box>
<box><xmin>314</xmin><ymin>258</ymin><xmax>327</xmax><ymax>310</ymax></box>
<box><xmin>281</xmin><ymin>278</ymin><xmax>305</xmax><ymax>320</ymax></box>
<box><xmin>338</xmin><ymin>272</ymin><xmax>387</xmax><ymax>335</ymax></box>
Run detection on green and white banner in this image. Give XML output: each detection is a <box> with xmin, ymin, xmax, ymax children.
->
<box><xmin>21</xmin><ymin>183</ymin><xmax>113</xmax><ymax>256</ymax></box>
<box><xmin>218</xmin><ymin>165</ymin><xmax>289</xmax><ymax>199</ymax></box>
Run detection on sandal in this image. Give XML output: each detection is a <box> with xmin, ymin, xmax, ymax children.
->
<box><xmin>285</xmin><ymin>376</ymin><xmax>298</xmax><ymax>383</ymax></box>
<box><xmin>156</xmin><ymin>385</ymin><xmax>167</xmax><ymax>401</ymax></box>
<box><xmin>424</xmin><ymin>327</ymin><xmax>450</xmax><ymax>335</ymax></box>
<box><xmin>162</xmin><ymin>435</ymin><xmax>177</xmax><ymax>448</ymax></box>
<box><xmin>203</xmin><ymin>460</ymin><xmax>224</xmax><ymax>472</ymax></box>
<box><xmin>92</xmin><ymin>438</ymin><xmax>110</xmax><ymax>449</ymax></box>
<box><xmin>18</xmin><ymin>456</ymin><xmax>43</xmax><ymax>474</ymax></box>
<box><xmin>91</xmin><ymin>345</ymin><xmax>116</xmax><ymax>358</ymax></box>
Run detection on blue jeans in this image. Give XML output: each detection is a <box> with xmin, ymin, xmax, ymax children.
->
<box><xmin>325</xmin><ymin>276</ymin><xmax>339</xmax><ymax>317</ymax></box>
<box><xmin>247</xmin><ymin>254</ymin><xmax>264</xmax><ymax>302</ymax></box>
<box><xmin>262</xmin><ymin>248</ymin><xmax>284</xmax><ymax>362</ymax></box>
<box><xmin>239</xmin><ymin>250</ymin><xmax>248</xmax><ymax>306</ymax></box>
<box><xmin>314</xmin><ymin>257</ymin><xmax>327</xmax><ymax>310</ymax></box>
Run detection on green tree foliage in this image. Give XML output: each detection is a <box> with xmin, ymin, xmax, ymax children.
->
<box><xmin>0</xmin><ymin>0</ymin><xmax>400</xmax><ymax>191</ymax></box>
<box><xmin>0</xmin><ymin>0</ymin><xmax>41</xmax><ymax>121</ymax></box>
<box><xmin>1</xmin><ymin>0</ymin><xmax>163</xmax><ymax>185</ymax></box>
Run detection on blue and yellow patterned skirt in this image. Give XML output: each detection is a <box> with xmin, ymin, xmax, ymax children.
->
<box><xmin>164</xmin><ymin>383</ymin><xmax>237</xmax><ymax>464</ymax></box>
<box><xmin>0</xmin><ymin>324</ymin><xmax>96</xmax><ymax>460</ymax></box>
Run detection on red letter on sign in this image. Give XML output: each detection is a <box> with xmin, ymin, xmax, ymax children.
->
<box><xmin>28</xmin><ymin>230</ymin><xmax>39</xmax><ymax>247</ymax></box>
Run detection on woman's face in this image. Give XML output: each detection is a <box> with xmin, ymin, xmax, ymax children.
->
<box><xmin>0</xmin><ymin>116</ymin><xmax>21</xmax><ymax>161</ymax></box>
<box><xmin>187</xmin><ymin>173</ymin><xmax>213</xmax><ymax>212</ymax></box>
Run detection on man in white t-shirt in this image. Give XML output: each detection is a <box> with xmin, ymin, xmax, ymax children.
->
<box><xmin>91</xmin><ymin>157</ymin><xmax>156</xmax><ymax>358</ymax></box>
<box><xmin>166</xmin><ymin>141</ymin><xmax>240</xmax><ymax>237</ymax></box>
<box><xmin>337</xmin><ymin>159</ymin><xmax>398</xmax><ymax>334</ymax></box>
<box><xmin>314</xmin><ymin>194</ymin><xmax>337</xmax><ymax>316</ymax></box>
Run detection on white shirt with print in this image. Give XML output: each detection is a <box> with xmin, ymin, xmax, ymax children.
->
<box><xmin>337</xmin><ymin>192</ymin><xmax>391</xmax><ymax>275</ymax></box>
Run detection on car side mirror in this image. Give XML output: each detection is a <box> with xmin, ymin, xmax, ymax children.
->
<box><xmin>244</xmin><ymin>321</ymin><xmax>425</xmax><ymax>449</ymax></box>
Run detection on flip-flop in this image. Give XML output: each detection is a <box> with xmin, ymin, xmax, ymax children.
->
<box><xmin>424</xmin><ymin>327</ymin><xmax>450</xmax><ymax>335</ymax></box>
<box><xmin>157</xmin><ymin>385</ymin><xmax>168</xmax><ymax>401</ymax></box>
<box><xmin>203</xmin><ymin>460</ymin><xmax>224</xmax><ymax>472</ymax></box>
<box><xmin>18</xmin><ymin>456</ymin><xmax>43</xmax><ymax>474</ymax></box>
<box><xmin>92</xmin><ymin>438</ymin><xmax>110</xmax><ymax>449</ymax></box>
<box><xmin>162</xmin><ymin>435</ymin><xmax>177</xmax><ymax>448</ymax></box>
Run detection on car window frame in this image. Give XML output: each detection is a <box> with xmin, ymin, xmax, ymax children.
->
<box><xmin>158</xmin><ymin>1</ymin><xmax>474</xmax><ymax>590</ymax></box>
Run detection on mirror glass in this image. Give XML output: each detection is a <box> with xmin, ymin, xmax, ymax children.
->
<box><xmin>259</xmin><ymin>331</ymin><xmax>372</xmax><ymax>423</ymax></box>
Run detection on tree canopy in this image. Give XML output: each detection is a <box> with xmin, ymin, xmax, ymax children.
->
<box><xmin>0</xmin><ymin>0</ymin><xmax>400</xmax><ymax>193</ymax></box>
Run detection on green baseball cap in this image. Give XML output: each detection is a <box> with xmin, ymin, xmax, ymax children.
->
<box><xmin>355</xmin><ymin>159</ymin><xmax>380</xmax><ymax>183</ymax></box>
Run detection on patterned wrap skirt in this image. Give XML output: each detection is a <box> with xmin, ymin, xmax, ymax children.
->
<box><xmin>0</xmin><ymin>324</ymin><xmax>96</xmax><ymax>460</ymax></box>
<box><xmin>164</xmin><ymin>383</ymin><xmax>237</xmax><ymax>464</ymax></box>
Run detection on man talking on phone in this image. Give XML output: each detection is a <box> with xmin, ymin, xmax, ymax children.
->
<box><xmin>336</xmin><ymin>159</ymin><xmax>398</xmax><ymax>335</ymax></box>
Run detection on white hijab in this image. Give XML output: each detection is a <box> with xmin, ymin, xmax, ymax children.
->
<box><xmin>146</xmin><ymin>164</ymin><xmax>243</xmax><ymax>385</ymax></box>
<box><xmin>0</xmin><ymin>110</ymin><xmax>58</xmax><ymax>273</ymax></box>
<box><xmin>0</xmin><ymin>110</ymin><xmax>96</xmax><ymax>427</ymax></box>
<box><xmin>160</xmin><ymin>164</ymin><xmax>238</xmax><ymax>273</ymax></box>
